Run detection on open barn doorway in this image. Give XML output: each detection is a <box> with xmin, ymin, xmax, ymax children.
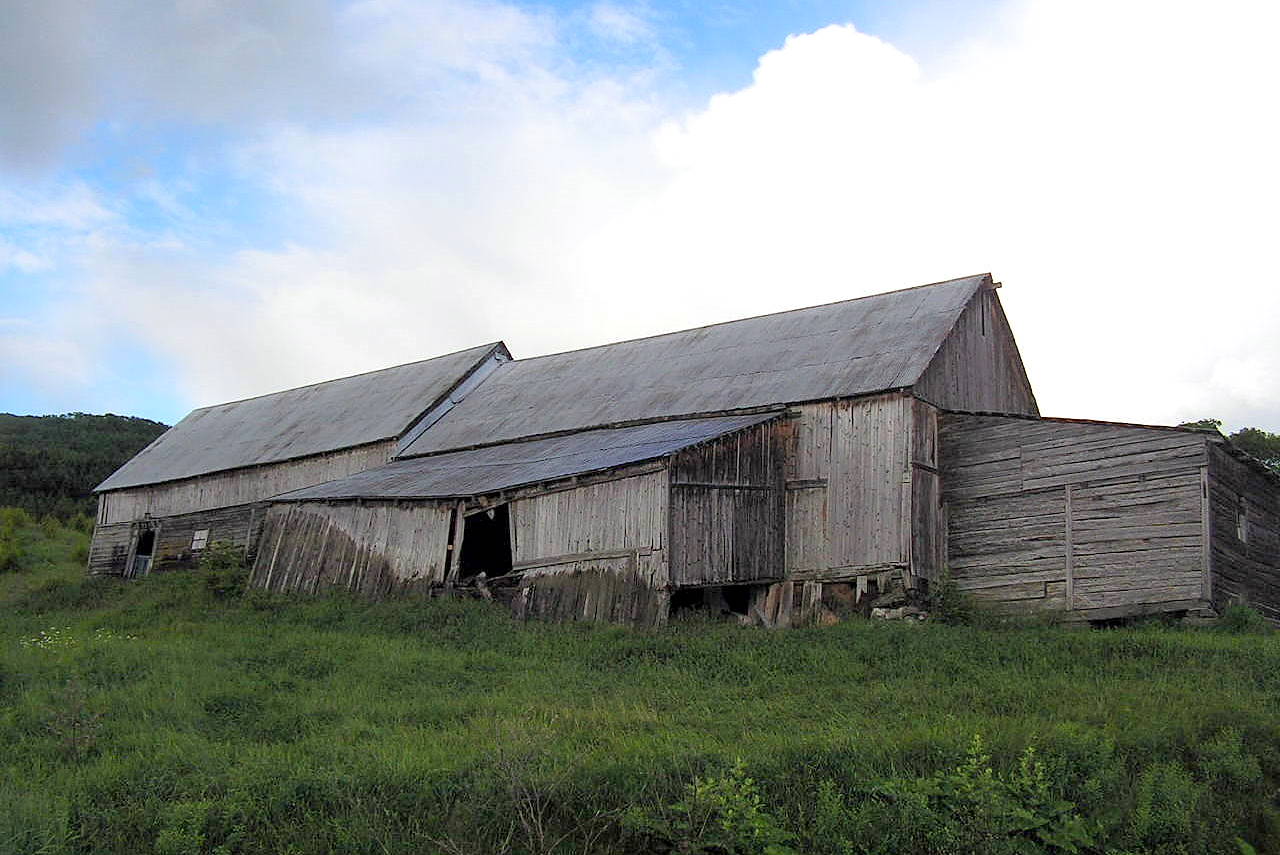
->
<box><xmin>128</xmin><ymin>525</ymin><xmax>158</xmax><ymax>578</ymax></box>
<box><xmin>458</xmin><ymin>505</ymin><xmax>513</xmax><ymax>581</ymax></box>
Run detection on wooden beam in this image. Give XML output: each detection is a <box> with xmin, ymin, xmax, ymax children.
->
<box><xmin>1065</xmin><ymin>484</ymin><xmax>1074</xmax><ymax>610</ymax></box>
<box><xmin>1200</xmin><ymin>464</ymin><xmax>1213</xmax><ymax>603</ymax></box>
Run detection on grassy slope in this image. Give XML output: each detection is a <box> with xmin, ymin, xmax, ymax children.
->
<box><xmin>3</xmin><ymin>517</ymin><xmax>1280</xmax><ymax>854</ymax></box>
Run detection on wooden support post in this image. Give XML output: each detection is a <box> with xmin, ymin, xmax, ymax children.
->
<box><xmin>1064</xmin><ymin>484</ymin><xmax>1075</xmax><ymax>611</ymax></box>
<box><xmin>1200</xmin><ymin>465</ymin><xmax>1213</xmax><ymax>603</ymax></box>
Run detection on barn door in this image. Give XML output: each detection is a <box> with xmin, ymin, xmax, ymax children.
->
<box><xmin>126</xmin><ymin>522</ymin><xmax>160</xmax><ymax>578</ymax></box>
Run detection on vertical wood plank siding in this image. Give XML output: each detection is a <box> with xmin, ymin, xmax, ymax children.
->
<box><xmin>829</xmin><ymin>394</ymin><xmax>911</xmax><ymax>569</ymax></box>
<box><xmin>940</xmin><ymin>414</ymin><xmax>1210</xmax><ymax>617</ymax></box>
<box><xmin>250</xmin><ymin>501</ymin><xmax>453</xmax><ymax>596</ymax></box>
<box><xmin>783</xmin><ymin>393</ymin><xmax>912</xmax><ymax>578</ymax></box>
<box><xmin>1206</xmin><ymin>443</ymin><xmax>1280</xmax><ymax>622</ymax></box>
<box><xmin>668</xmin><ymin>420</ymin><xmax>784</xmax><ymax>586</ymax></box>
<box><xmin>911</xmin><ymin>399</ymin><xmax>945</xmax><ymax>580</ymax></box>
<box><xmin>509</xmin><ymin>470</ymin><xmax>670</xmax><ymax>625</ymax></box>
<box><xmin>914</xmin><ymin>288</ymin><xmax>1039</xmax><ymax>416</ymax></box>
<box><xmin>97</xmin><ymin>440</ymin><xmax>397</xmax><ymax>524</ymax></box>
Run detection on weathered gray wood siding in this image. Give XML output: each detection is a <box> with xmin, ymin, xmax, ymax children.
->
<box><xmin>88</xmin><ymin>503</ymin><xmax>264</xmax><ymax>576</ymax></box>
<box><xmin>668</xmin><ymin>420</ymin><xmax>783</xmax><ymax>587</ymax></box>
<box><xmin>784</xmin><ymin>393</ymin><xmax>912</xmax><ymax>580</ymax></box>
<box><xmin>914</xmin><ymin>288</ymin><xmax>1038</xmax><ymax>416</ymax></box>
<box><xmin>911</xmin><ymin>399</ymin><xmax>945</xmax><ymax>581</ymax></box>
<box><xmin>940</xmin><ymin>414</ymin><xmax>1210</xmax><ymax>617</ymax></box>
<box><xmin>1206</xmin><ymin>443</ymin><xmax>1280</xmax><ymax>621</ymax></box>
<box><xmin>510</xmin><ymin>470</ymin><xmax>670</xmax><ymax>625</ymax></box>
<box><xmin>87</xmin><ymin>521</ymin><xmax>135</xmax><ymax>576</ymax></box>
<box><xmin>97</xmin><ymin>440</ymin><xmax>396</xmax><ymax>524</ymax></box>
<box><xmin>251</xmin><ymin>501</ymin><xmax>453</xmax><ymax>596</ymax></box>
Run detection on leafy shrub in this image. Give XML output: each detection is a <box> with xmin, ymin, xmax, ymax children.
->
<box><xmin>856</xmin><ymin>735</ymin><xmax>1095</xmax><ymax>854</ymax></box>
<box><xmin>926</xmin><ymin>572</ymin><xmax>974</xmax><ymax>626</ymax></box>
<box><xmin>201</xmin><ymin>541</ymin><xmax>248</xmax><ymax>599</ymax></box>
<box><xmin>624</xmin><ymin>758</ymin><xmax>798</xmax><ymax>854</ymax></box>
<box><xmin>1130</xmin><ymin>761</ymin><xmax>1200</xmax><ymax>854</ymax></box>
<box><xmin>1215</xmin><ymin>604</ymin><xmax>1272</xmax><ymax>635</ymax></box>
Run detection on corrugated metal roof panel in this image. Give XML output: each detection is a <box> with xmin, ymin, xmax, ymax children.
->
<box><xmin>271</xmin><ymin>412</ymin><xmax>782</xmax><ymax>501</ymax></box>
<box><xmin>402</xmin><ymin>275</ymin><xmax>987</xmax><ymax>456</ymax></box>
<box><xmin>96</xmin><ymin>343</ymin><xmax>506</xmax><ymax>491</ymax></box>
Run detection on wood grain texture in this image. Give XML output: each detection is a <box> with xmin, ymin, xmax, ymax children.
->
<box><xmin>913</xmin><ymin>287</ymin><xmax>1039</xmax><ymax>416</ymax></box>
<box><xmin>668</xmin><ymin>419</ymin><xmax>783</xmax><ymax>586</ymax></box>
<box><xmin>941</xmin><ymin>413</ymin><xmax>1211</xmax><ymax>617</ymax></box>
<box><xmin>251</xmin><ymin>501</ymin><xmax>453</xmax><ymax>596</ymax></box>
<box><xmin>1206</xmin><ymin>443</ymin><xmax>1280</xmax><ymax>622</ymax></box>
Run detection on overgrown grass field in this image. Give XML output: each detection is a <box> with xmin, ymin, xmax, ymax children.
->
<box><xmin>2</xmin><ymin>511</ymin><xmax>1279</xmax><ymax>854</ymax></box>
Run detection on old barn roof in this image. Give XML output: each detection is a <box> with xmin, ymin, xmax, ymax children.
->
<box><xmin>96</xmin><ymin>343</ymin><xmax>507</xmax><ymax>492</ymax></box>
<box><xmin>271</xmin><ymin>412</ymin><xmax>782</xmax><ymax>501</ymax></box>
<box><xmin>401</xmin><ymin>274</ymin><xmax>991</xmax><ymax>457</ymax></box>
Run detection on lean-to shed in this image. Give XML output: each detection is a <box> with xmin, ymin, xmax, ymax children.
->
<box><xmin>252</xmin><ymin>414</ymin><xmax>786</xmax><ymax>625</ymax></box>
<box><xmin>89</xmin><ymin>343</ymin><xmax>510</xmax><ymax>577</ymax></box>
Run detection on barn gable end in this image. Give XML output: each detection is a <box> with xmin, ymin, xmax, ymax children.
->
<box><xmin>913</xmin><ymin>284</ymin><xmax>1038</xmax><ymax>416</ymax></box>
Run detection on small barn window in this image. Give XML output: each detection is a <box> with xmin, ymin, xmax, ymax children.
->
<box><xmin>1236</xmin><ymin>497</ymin><xmax>1249</xmax><ymax>543</ymax></box>
<box><xmin>192</xmin><ymin>529</ymin><xmax>210</xmax><ymax>551</ymax></box>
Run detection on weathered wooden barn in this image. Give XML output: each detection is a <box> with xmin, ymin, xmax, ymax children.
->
<box><xmin>89</xmin><ymin>343</ymin><xmax>510</xmax><ymax>577</ymax></box>
<box><xmin>93</xmin><ymin>273</ymin><xmax>1280</xmax><ymax>625</ymax></box>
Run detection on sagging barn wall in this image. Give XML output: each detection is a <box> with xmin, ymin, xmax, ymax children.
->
<box><xmin>97</xmin><ymin>440</ymin><xmax>397</xmax><ymax>524</ymax></box>
<box><xmin>913</xmin><ymin>286</ymin><xmax>1039</xmax><ymax>417</ymax></box>
<box><xmin>510</xmin><ymin>469</ymin><xmax>671</xmax><ymax>625</ymax></box>
<box><xmin>251</xmin><ymin>501</ymin><xmax>454</xmax><ymax>597</ymax></box>
<box><xmin>1206</xmin><ymin>443</ymin><xmax>1280</xmax><ymax>622</ymax></box>
<box><xmin>89</xmin><ymin>503</ymin><xmax>265</xmax><ymax>577</ymax></box>
<box><xmin>940</xmin><ymin>414</ymin><xmax>1211</xmax><ymax>619</ymax></box>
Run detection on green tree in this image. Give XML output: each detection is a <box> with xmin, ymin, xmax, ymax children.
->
<box><xmin>1180</xmin><ymin>418</ymin><xmax>1280</xmax><ymax>474</ymax></box>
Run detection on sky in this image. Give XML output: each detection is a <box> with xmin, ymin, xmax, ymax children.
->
<box><xmin>1</xmin><ymin>0</ymin><xmax>1277</xmax><ymax>432</ymax></box>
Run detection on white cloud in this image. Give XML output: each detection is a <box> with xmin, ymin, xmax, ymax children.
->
<box><xmin>7</xmin><ymin>0</ymin><xmax>1280</xmax><ymax>433</ymax></box>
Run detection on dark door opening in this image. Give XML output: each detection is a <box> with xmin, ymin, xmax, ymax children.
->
<box><xmin>458</xmin><ymin>505</ymin><xmax>513</xmax><ymax>580</ymax></box>
<box><xmin>130</xmin><ymin>527</ymin><xmax>157</xmax><ymax>578</ymax></box>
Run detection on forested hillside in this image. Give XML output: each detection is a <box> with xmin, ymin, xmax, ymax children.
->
<box><xmin>0</xmin><ymin>413</ymin><xmax>168</xmax><ymax>519</ymax></box>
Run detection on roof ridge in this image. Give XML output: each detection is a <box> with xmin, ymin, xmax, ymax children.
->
<box><xmin>184</xmin><ymin>341</ymin><xmax>506</xmax><ymax>413</ymax></box>
<box><xmin>503</xmin><ymin>274</ymin><xmax>991</xmax><ymax>367</ymax></box>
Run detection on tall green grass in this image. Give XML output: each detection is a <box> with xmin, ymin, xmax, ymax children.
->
<box><xmin>2</xmin><ymin>512</ymin><xmax>1278</xmax><ymax>854</ymax></box>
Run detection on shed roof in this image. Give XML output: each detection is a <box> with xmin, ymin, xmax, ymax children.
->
<box><xmin>401</xmin><ymin>274</ymin><xmax>990</xmax><ymax>457</ymax></box>
<box><xmin>96</xmin><ymin>343</ymin><xmax>507</xmax><ymax>492</ymax></box>
<box><xmin>271</xmin><ymin>412</ymin><xmax>782</xmax><ymax>502</ymax></box>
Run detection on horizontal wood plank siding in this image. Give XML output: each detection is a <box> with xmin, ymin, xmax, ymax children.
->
<box><xmin>89</xmin><ymin>504</ymin><xmax>264</xmax><ymax>576</ymax></box>
<box><xmin>98</xmin><ymin>440</ymin><xmax>396</xmax><ymax>524</ymax></box>
<box><xmin>941</xmin><ymin>413</ymin><xmax>1210</xmax><ymax>617</ymax></box>
<box><xmin>1206</xmin><ymin>443</ymin><xmax>1280</xmax><ymax>622</ymax></box>
<box><xmin>914</xmin><ymin>288</ymin><xmax>1038</xmax><ymax>416</ymax></box>
<box><xmin>669</xmin><ymin>421</ymin><xmax>783</xmax><ymax>586</ymax></box>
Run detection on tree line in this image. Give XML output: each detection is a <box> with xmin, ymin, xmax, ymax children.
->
<box><xmin>0</xmin><ymin>413</ymin><xmax>169</xmax><ymax>519</ymax></box>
